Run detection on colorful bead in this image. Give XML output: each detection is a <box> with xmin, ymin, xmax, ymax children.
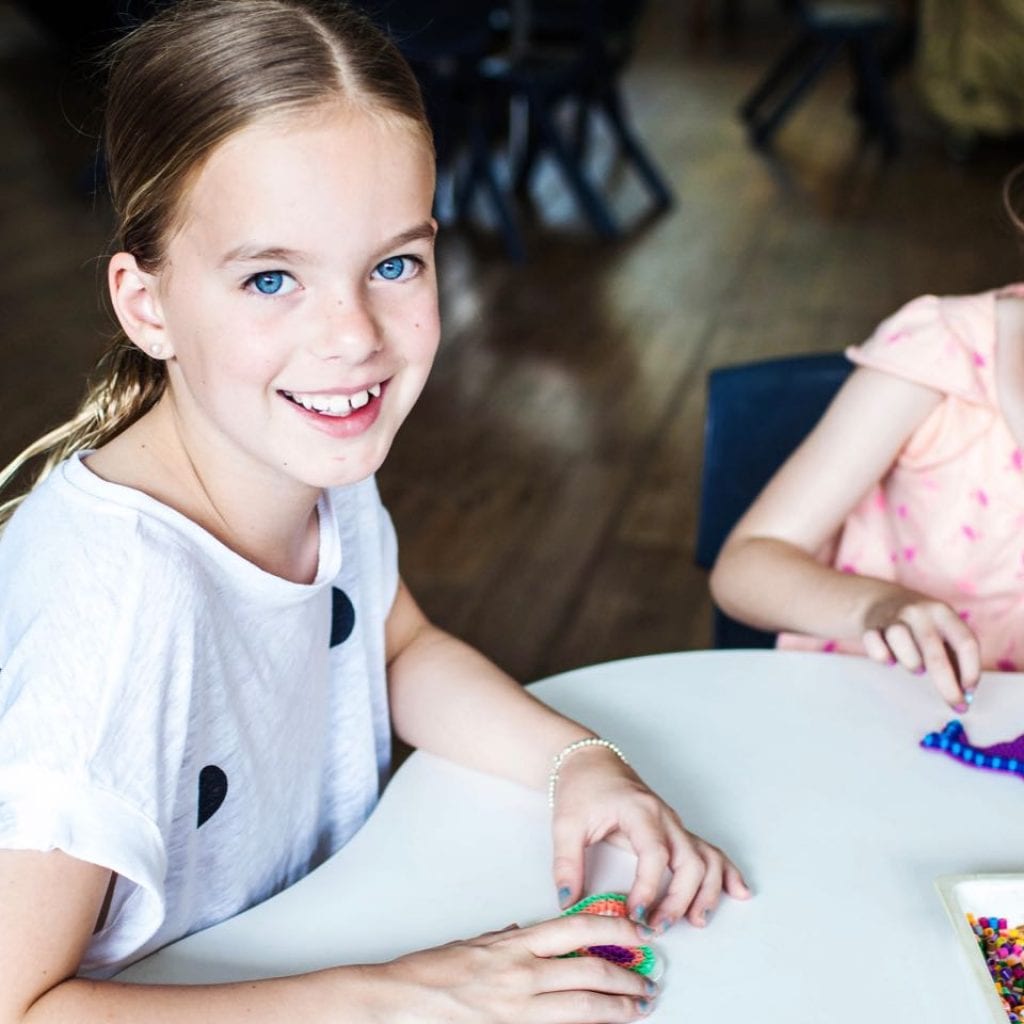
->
<box><xmin>969</xmin><ymin>913</ymin><xmax>1024</xmax><ymax>1016</ymax></box>
<box><xmin>920</xmin><ymin>721</ymin><xmax>1024</xmax><ymax>781</ymax></box>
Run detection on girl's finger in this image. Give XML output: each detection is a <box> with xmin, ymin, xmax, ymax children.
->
<box><xmin>862</xmin><ymin>628</ymin><xmax>895</xmax><ymax>665</ymax></box>
<box><xmin>622</xmin><ymin>823</ymin><xmax>671</xmax><ymax>926</ymax></box>
<box><xmin>932</xmin><ymin>605</ymin><xmax>982</xmax><ymax>693</ymax></box>
<box><xmin>550</xmin><ymin>815</ymin><xmax>588</xmax><ymax>911</ymax></box>
<box><xmin>538</xmin><ymin>954</ymin><xmax>653</xmax><ymax>999</ymax></box>
<box><xmin>901</xmin><ymin>607</ymin><xmax>965</xmax><ymax>706</ymax></box>
<box><xmin>723</xmin><ymin>858</ymin><xmax>752</xmax><ymax>900</ymax></box>
<box><xmin>642</xmin><ymin>838</ymin><xmax>704</xmax><ymax>930</ymax></box>
<box><xmin>532</xmin><ymin>990</ymin><xmax>653</xmax><ymax>1024</ymax></box>
<box><xmin>682</xmin><ymin>844</ymin><xmax>724</xmax><ymax>927</ymax></box>
<box><xmin>520</xmin><ymin>914</ymin><xmax>645</xmax><ymax>960</ymax></box>
<box><xmin>882</xmin><ymin>621</ymin><xmax>923</xmax><ymax>672</ymax></box>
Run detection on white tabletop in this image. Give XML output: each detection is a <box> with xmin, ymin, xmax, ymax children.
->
<box><xmin>116</xmin><ymin>650</ymin><xmax>1024</xmax><ymax>1020</ymax></box>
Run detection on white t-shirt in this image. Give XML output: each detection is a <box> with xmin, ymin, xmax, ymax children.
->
<box><xmin>0</xmin><ymin>454</ymin><xmax>398</xmax><ymax>977</ymax></box>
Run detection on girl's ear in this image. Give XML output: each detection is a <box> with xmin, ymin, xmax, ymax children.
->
<box><xmin>108</xmin><ymin>252</ymin><xmax>174</xmax><ymax>360</ymax></box>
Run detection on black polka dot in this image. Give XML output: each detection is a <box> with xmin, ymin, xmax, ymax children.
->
<box><xmin>330</xmin><ymin>587</ymin><xmax>355</xmax><ymax>647</ymax></box>
<box><xmin>197</xmin><ymin>765</ymin><xmax>228</xmax><ymax>827</ymax></box>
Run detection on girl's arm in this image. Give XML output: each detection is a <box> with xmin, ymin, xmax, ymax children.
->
<box><xmin>385</xmin><ymin>582</ymin><xmax>749</xmax><ymax>934</ymax></box>
<box><xmin>709</xmin><ymin>365</ymin><xmax>981</xmax><ymax>707</ymax></box>
<box><xmin>1</xmin><ymin>848</ymin><xmax>655</xmax><ymax>1023</ymax></box>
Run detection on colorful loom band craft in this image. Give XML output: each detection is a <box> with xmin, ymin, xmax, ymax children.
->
<box><xmin>559</xmin><ymin>892</ymin><xmax>663</xmax><ymax>982</ymax></box>
<box><xmin>966</xmin><ymin>913</ymin><xmax>1024</xmax><ymax>1020</ymax></box>
<box><xmin>920</xmin><ymin>720</ymin><xmax>1024</xmax><ymax>779</ymax></box>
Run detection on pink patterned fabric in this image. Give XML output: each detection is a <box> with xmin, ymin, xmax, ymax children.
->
<box><xmin>778</xmin><ymin>284</ymin><xmax>1024</xmax><ymax>671</ymax></box>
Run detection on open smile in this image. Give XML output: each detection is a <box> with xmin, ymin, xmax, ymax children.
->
<box><xmin>279</xmin><ymin>383</ymin><xmax>382</xmax><ymax>418</ymax></box>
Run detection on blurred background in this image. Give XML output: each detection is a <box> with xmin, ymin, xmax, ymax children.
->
<box><xmin>2</xmin><ymin>0</ymin><xmax>1024</xmax><ymax>683</ymax></box>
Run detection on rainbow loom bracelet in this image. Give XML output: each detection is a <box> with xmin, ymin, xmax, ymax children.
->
<box><xmin>559</xmin><ymin>892</ymin><xmax>661</xmax><ymax>980</ymax></box>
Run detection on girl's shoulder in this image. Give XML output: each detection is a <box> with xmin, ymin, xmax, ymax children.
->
<box><xmin>846</xmin><ymin>286</ymin><xmax>1017</xmax><ymax>406</ymax></box>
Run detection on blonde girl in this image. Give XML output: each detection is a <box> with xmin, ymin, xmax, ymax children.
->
<box><xmin>0</xmin><ymin>2</ymin><xmax>748</xmax><ymax>1020</ymax></box>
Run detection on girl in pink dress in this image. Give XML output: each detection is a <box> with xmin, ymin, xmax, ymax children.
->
<box><xmin>711</xmin><ymin>283</ymin><xmax>1024</xmax><ymax>713</ymax></box>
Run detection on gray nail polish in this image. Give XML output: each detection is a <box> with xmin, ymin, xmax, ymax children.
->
<box><xmin>558</xmin><ymin>886</ymin><xmax>572</xmax><ymax>908</ymax></box>
<box><xmin>637</xmin><ymin>999</ymin><xmax>652</xmax><ymax>1013</ymax></box>
<box><xmin>633</xmin><ymin>904</ymin><xmax>646</xmax><ymax>923</ymax></box>
<box><xmin>645</xmin><ymin>979</ymin><xmax>657</xmax><ymax>995</ymax></box>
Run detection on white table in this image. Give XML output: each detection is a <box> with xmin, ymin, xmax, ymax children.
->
<box><xmin>117</xmin><ymin>650</ymin><xmax>1024</xmax><ymax>1020</ymax></box>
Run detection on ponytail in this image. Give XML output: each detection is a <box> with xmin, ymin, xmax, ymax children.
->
<box><xmin>0</xmin><ymin>336</ymin><xmax>165</xmax><ymax>528</ymax></box>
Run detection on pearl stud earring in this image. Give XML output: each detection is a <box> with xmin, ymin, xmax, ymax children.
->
<box><xmin>151</xmin><ymin>343</ymin><xmax>164</xmax><ymax>357</ymax></box>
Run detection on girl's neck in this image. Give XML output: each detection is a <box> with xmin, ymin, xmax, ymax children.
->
<box><xmin>86</xmin><ymin>396</ymin><xmax>322</xmax><ymax>584</ymax></box>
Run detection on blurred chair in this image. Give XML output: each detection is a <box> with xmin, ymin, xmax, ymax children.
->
<box><xmin>480</xmin><ymin>0</ymin><xmax>674</xmax><ymax>240</ymax></box>
<box><xmin>695</xmin><ymin>352</ymin><xmax>851</xmax><ymax>648</ymax></box>
<box><xmin>738</xmin><ymin>0</ymin><xmax>900</xmax><ymax>155</ymax></box>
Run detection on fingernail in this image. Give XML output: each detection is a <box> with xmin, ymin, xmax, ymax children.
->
<box><xmin>953</xmin><ymin>701</ymin><xmax>969</xmax><ymax>714</ymax></box>
<box><xmin>964</xmin><ymin>690</ymin><xmax>975</xmax><ymax>704</ymax></box>
<box><xmin>913</xmin><ymin>666</ymin><xmax>926</xmax><ymax>675</ymax></box>
<box><xmin>558</xmin><ymin>886</ymin><xmax>572</xmax><ymax>909</ymax></box>
<box><xmin>638</xmin><ymin>923</ymin><xmax>656</xmax><ymax>938</ymax></box>
<box><xmin>644</xmin><ymin>978</ymin><xmax>658</xmax><ymax>996</ymax></box>
<box><xmin>632</xmin><ymin>904</ymin><xmax>646</xmax><ymax>923</ymax></box>
<box><xmin>659</xmin><ymin>915</ymin><xmax>676</xmax><ymax>933</ymax></box>
<box><xmin>637</xmin><ymin>998</ymin><xmax>652</xmax><ymax>1014</ymax></box>
<box><xmin>703</xmin><ymin>909</ymin><xmax>713</xmax><ymax>924</ymax></box>
<box><xmin>886</xmin><ymin>655</ymin><xmax>897</xmax><ymax>666</ymax></box>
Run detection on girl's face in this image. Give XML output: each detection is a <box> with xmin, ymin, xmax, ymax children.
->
<box><xmin>140</xmin><ymin>104</ymin><xmax>439</xmax><ymax>493</ymax></box>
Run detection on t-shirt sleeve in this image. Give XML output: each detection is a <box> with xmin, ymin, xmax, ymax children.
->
<box><xmin>0</xmin><ymin>517</ymin><xmax>198</xmax><ymax>960</ymax></box>
<box><xmin>845</xmin><ymin>293</ymin><xmax>997</xmax><ymax>469</ymax></box>
<box><xmin>845</xmin><ymin>293</ymin><xmax>990</xmax><ymax>404</ymax></box>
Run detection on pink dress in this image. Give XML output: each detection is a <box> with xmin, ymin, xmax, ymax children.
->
<box><xmin>778</xmin><ymin>284</ymin><xmax>1024</xmax><ymax>671</ymax></box>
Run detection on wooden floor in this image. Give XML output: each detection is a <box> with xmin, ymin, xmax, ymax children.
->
<box><xmin>3</xmin><ymin>1</ymin><xmax>1024</xmax><ymax>684</ymax></box>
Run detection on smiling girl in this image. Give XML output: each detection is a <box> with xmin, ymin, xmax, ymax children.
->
<box><xmin>0</xmin><ymin>2</ymin><xmax>748</xmax><ymax>1020</ymax></box>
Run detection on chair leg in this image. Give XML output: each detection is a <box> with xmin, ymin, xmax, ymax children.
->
<box><xmin>849</xmin><ymin>35</ymin><xmax>899</xmax><ymax>156</ymax></box>
<box><xmin>747</xmin><ymin>36</ymin><xmax>845</xmax><ymax>148</ymax></box>
<box><xmin>599</xmin><ymin>82</ymin><xmax>673</xmax><ymax>211</ymax></box>
<box><xmin>739</xmin><ymin>31</ymin><xmax>817</xmax><ymax>123</ymax></box>
<box><xmin>531</xmin><ymin>93</ymin><xmax>621</xmax><ymax>239</ymax></box>
<box><xmin>456</xmin><ymin>115</ymin><xmax>527</xmax><ymax>262</ymax></box>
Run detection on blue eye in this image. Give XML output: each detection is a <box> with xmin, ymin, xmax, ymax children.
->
<box><xmin>248</xmin><ymin>271</ymin><xmax>296</xmax><ymax>295</ymax></box>
<box><xmin>376</xmin><ymin>257</ymin><xmax>407</xmax><ymax>281</ymax></box>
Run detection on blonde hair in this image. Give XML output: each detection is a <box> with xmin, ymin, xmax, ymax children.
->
<box><xmin>0</xmin><ymin>0</ymin><xmax>430</xmax><ymax>527</ymax></box>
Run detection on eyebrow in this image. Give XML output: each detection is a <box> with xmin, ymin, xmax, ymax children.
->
<box><xmin>219</xmin><ymin>222</ymin><xmax>436</xmax><ymax>268</ymax></box>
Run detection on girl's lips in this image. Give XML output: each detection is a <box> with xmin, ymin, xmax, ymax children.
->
<box><xmin>278</xmin><ymin>380</ymin><xmax>387</xmax><ymax>438</ymax></box>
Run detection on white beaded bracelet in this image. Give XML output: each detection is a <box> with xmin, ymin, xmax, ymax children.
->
<box><xmin>548</xmin><ymin>737</ymin><xmax>629</xmax><ymax>808</ymax></box>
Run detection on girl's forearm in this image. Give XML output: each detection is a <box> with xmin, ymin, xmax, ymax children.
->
<box><xmin>22</xmin><ymin>964</ymin><xmax>383</xmax><ymax>1024</ymax></box>
<box><xmin>710</xmin><ymin>535</ymin><xmax>912</xmax><ymax>640</ymax></box>
<box><xmin>386</xmin><ymin>622</ymin><xmax>591</xmax><ymax>789</ymax></box>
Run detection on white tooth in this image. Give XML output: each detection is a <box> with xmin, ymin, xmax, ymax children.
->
<box><xmin>368</xmin><ymin>383</ymin><xmax>381</xmax><ymax>398</ymax></box>
<box><xmin>311</xmin><ymin>396</ymin><xmax>331</xmax><ymax>412</ymax></box>
<box><xmin>299</xmin><ymin>395</ymin><xmax>316</xmax><ymax>410</ymax></box>
<box><xmin>328</xmin><ymin>395</ymin><xmax>351</xmax><ymax>414</ymax></box>
<box><xmin>349</xmin><ymin>390</ymin><xmax>369</xmax><ymax>410</ymax></box>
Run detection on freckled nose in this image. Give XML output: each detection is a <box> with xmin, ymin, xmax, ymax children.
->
<box><xmin>314</xmin><ymin>295</ymin><xmax>381</xmax><ymax>362</ymax></box>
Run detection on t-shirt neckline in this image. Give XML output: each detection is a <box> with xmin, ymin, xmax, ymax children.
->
<box><xmin>61</xmin><ymin>452</ymin><xmax>342</xmax><ymax>595</ymax></box>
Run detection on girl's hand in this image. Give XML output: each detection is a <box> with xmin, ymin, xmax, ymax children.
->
<box><xmin>860</xmin><ymin>590</ymin><xmax>981</xmax><ymax>711</ymax></box>
<box><xmin>380</xmin><ymin>914</ymin><xmax>656</xmax><ymax>1024</ymax></box>
<box><xmin>550</xmin><ymin>746</ymin><xmax>750</xmax><ymax>934</ymax></box>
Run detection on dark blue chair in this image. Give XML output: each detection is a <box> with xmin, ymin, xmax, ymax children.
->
<box><xmin>349</xmin><ymin>1</ymin><xmax>528</xmax><ymax>261</ymax></box>
<box><xmin>479</xmin><ymin>0</ymin><xmax>673</xmax><ymax>241</ymax></box>
<box><xmin>696</xmin><ymin>352</ymin><xmax>852</xmax><ymax>648</ymax></box>
<box><xmin>738</xmin><ymin>0</ymin><xmax>901</xmax><ymax>155</ymax></box>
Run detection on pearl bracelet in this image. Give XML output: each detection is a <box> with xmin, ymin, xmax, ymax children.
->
<box><xmin>548</xmin><ymin>737</ymin><xmax>629</xmax><ymax>808</ymax></box>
